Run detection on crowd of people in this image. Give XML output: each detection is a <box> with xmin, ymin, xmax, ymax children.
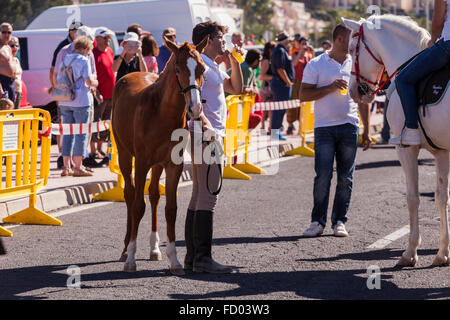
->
<box><xmin>46</xmin><ymin>22</ymin><xmax>180</xmax><ymax>177</ymax></box>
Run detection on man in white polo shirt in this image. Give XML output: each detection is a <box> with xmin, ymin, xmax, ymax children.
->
<box><xmin>300</xmin><ymin>24</ymin><xmax>371</xmax><ymax>238</ymax></box>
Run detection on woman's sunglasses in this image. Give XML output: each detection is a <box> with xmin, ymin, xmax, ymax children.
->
<box><xmin>2</xmin><ymin>31</ymin><xmax>12</xmax><ymax>35</ymax></box>
<box><xmin>9</xmin><ymin>44</ymin><xmax>19</xmax><ymax>48</ymax></box>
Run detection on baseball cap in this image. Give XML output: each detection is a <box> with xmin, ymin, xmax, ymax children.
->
<box><xmin>95</xmin><ymin>27</ymin><xmax>114</xmax><ymax>38</ymax></box>
<box><xmin>69</xmin><ymin>21</ymin><xmax>83</xmax><ymax>31</ymax></box>
<box><xmin>76</xmin><ymin>25</ymin><xmax>95</xmax><ymax>42</ymax></box>
<box><xmin>276</xmin><ymin>31</ymin><xmax>293</xmax><ymax>42</ymax></box>
<box><xmin>163</xmin><ymin>27</ymin><xmax>176</xmax><ymax>37</ymax></box>
<box><xmin>123</xmin><ymin>32</ymin><xmax>140</xmax><ymax>43</ymax></box>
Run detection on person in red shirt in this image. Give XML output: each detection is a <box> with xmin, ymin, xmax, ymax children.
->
<box><xmin>90</xmin><ymin>27</ymin><xmax>116</xmax><ymax>158</ymax></box>
<box><xmin>287</xmin><ymin>35</ymin><xmax>311</xmax><ymax>135</ymax></box>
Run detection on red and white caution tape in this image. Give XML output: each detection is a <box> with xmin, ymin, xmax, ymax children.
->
<box><xmin>253</xmin><ymin>99</ymin><xmax>301</xmax><ymax>111</ymax></box>
<box><xmin>50</xmin><ymin>120</ymin><xmax>110</xmax><ymax>136</ymax></box>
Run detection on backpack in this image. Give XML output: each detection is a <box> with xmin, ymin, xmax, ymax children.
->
<box><xmin>51</xmin><ymin>56</ymin><xmax>81</xmax><ymax>102</ymax></box>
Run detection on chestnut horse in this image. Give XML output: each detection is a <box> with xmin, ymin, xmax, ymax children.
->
<box><xmin>112</xmin><ymin>37</ymin><xmax>208</xmax><ymax>275</ymax></box>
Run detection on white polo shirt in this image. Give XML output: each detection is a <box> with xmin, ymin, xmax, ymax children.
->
<box><xmin>189</xmin><ymin>54</ymin><xmax>229</xmax><ymax>137</ymax></box>
<box><xmin>302</xmin><ymin>52</ymin><xmax>359</xmax><ymax>129</ymax></box>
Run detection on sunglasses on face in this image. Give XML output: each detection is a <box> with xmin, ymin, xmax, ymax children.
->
<box><xmin>9</xmin><ymin>44</ymin><xmax>19</xmax><ymax>48</ymax></box>
<box><xmin>166</xmin><ymin>35</ymin><xmax>176</xmax><ymax>39</ymax></box>
<box><xmin>2</xmin><ymin>31</ymin><xmax>12</xmax><ymax>35</ymax></box>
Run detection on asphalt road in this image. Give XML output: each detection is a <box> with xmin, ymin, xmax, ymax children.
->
<box><xmin>0</xmin><ymin>144</ymin><xmax>449</xmax><ymax>303</ymax></box>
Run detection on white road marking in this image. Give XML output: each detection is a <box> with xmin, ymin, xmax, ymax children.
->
<box><xmin>367</xmin><ymin>225</ymin><xmax>410</xmax><ymax>249</ymax></box>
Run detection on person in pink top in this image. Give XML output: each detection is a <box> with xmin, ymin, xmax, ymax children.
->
<box><xmin>142</xmin><ymin>34</ymin><xmax>159</xmax><ymax>74</ymax></box>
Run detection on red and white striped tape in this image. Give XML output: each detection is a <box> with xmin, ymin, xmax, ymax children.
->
<box><xmin>50</xmin><ymin>120</ymin><xmax>110</xmax><ymax>136</ymax></box>
<box><xmin>253</xmin><ymin>99</ymin><xmax>301</xmax><ymax>112</ymax></box>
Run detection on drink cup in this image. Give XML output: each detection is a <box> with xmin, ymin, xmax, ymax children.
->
<box><xmin>231</xmin><ymin>47</ymin><xmax>244</xmax><ymax>64</ymax></box>
<box><xmin>340</xmin><ymin>76</ymin><xmax>349</xmax><ymax>96</ymax></box>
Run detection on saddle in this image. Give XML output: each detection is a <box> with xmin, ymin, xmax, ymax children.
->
<box><xmin>416</xmin><ymin>61</ymin><xmax>450</xmax><ymax>108</ymax></box>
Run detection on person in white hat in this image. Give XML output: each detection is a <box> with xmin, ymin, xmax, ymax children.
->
<box><xmin>112</xmin><ymin>32</ymin><xmax>148</xmax><ymax>81</ymax></box>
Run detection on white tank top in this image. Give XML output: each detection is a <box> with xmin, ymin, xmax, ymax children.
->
<box><xmin>444</xmin><ymin>0</ymin><xmax>450</xmax><ymax>41</ymax></box>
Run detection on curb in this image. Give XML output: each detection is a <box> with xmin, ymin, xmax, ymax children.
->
<box><xmin>0</xmin><ymin>138</ymin><xmax>305</xmax><ymax>219</ymax></box>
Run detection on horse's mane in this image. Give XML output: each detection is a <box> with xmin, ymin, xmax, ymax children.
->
<box><xmin>364</xmin><ymin>14</ymin><xmax>430</xmax><ymax>49</ymax></box>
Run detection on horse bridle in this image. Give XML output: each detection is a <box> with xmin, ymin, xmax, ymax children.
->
<box><xmin>352</xmin><ymin>24</ymin><xmax>398</xmax><ymax>96</ymax></box>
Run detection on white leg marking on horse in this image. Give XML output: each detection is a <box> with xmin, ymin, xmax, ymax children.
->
<box><xmin>150</xmin><ymin>231</ymin><xmax>162</xmax><ymax>261</ymax></box>
<box><xmin>124</xmin><ymin>240</ymin><xmax>137</xmax><ymax>271</ymax></box>
<box><xmin>166</xmin><ymin>241</ymin><xmax>184</xmax><ymax>275</ymax></box>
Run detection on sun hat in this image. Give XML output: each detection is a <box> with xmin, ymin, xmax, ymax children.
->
<box><xmin>94</xmin><ymin>27</ymin><xmax>114</xmax><ymax>38</ymax></box>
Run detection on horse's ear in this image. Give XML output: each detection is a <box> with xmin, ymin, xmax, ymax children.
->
<box><xmin>195</xmin><ymin>35</ymin><xmax>209</xmax><ymax>54</ymax></box>
<box><xmin>164</xmin><ymin>36</ymin><xmax>179</xmax><ymax>55</ymax></box>
<box><xmin>342</xmin><ymin>18</ymin><xmax>361</xmax><ymax>33</ymax></box>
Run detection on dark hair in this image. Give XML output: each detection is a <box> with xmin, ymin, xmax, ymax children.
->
<box><xmin>295</xmin><ymin>37</ymin><xmax>308</xmax><ymax>44</ymax></box>
<box><xmin>262</xmin><ymin>41</ymin><xmax>276</xmax><ymax>60</ymax></box>
<box><xmin>245</xmin><ymin>49</ymin><xmax>261</xmax><ymax>65</ymax></box>
<box><xmin>322</xmin><ymin>40</ymin><xmax>331</xmax><ymax>46</ymax></box>
<box><xmin>192</xmin><ymin>21</ymin><xmax>227</xmax><ymax>46</ymax></box>
<box><xmin>127</xmin><ymin>23</ymin><xmax>142</xmax><ymax>35</ymax></box>
<box><xmin>332</xmin><ymin>24</ymin><xmax>351</xmax><ymax>42</ymax></box>
<box><xmin>142</xmin><ymin>35</ymin><xmax>159</xmax><ymax>57</ymax></box>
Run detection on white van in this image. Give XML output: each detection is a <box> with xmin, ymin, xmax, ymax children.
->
<box><xmin>26</xmin><ymin>0</ymin><xmax>213</xmax><ymax>46</ymax></box>
<box><xmin>13</xmin><ymin>28</ymin><xmax>120</xmax><ymax>108</ymax></box>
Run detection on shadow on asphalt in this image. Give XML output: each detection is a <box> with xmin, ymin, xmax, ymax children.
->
<box><xmin>355</xmin><ymin>158</ymin><xmax>435</xmax><ymax>171</ymax></box>
<box><xmin>0</xmin><ymin>260</ymin><xmax>167</xmax><ymax>300</ymax></box>
<box><xmin>1</xmin><ymin>249</ymin><xmax>449</xmax><ymax>300</ymax></box>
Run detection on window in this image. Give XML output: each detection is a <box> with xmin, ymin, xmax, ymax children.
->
<box><xmin>17</xmin><ymin>37</ymin><xmax>29</xmax><ymax>71</ymax></box>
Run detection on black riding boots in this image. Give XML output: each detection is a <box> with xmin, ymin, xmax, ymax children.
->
<box><xmin>184</xmin><ymin>209</ymin><xmax>232</xmax><ymax>274</ymax></box>
<box><xmin>184</xmin><ymin>209</ymin><xmax>196</xmax><ymax>270</ymax></box>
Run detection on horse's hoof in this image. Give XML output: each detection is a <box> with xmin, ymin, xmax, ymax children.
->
<box><xmin>432</xmin><ymin>255</ymin><xmax>449</xmax><ymax>267</ymax></box>
<box><xmin>396</xmin><ymin>255</ymin><xmax>417</xmax><ymax>267</ymax></box>
<box><xmin>150</xmin><ymin>251</ymin><xmax>162</xmax><ymax>261</ymax></box>
<box><xmin>119</xmin><ymin>252</ymin><xmax>128</xmax><ymax>262</ymax></box>
<box><xmin>170</xmin><ymin>265</ymin><xmax>185</xmax><ymax>276</ymax></box>
<box><xmin>123</xmin><ymin>263</ymin><xmax>137</xmax><ymax>272</ymax></box>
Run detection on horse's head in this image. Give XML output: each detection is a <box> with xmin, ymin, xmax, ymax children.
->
<box><xmin>342</xmin><ymin>17</ymin><xmax>386</xmax><ymax>105</ymax></box>
<box><xmin>165</xmin><ymin>36</ymin><xmax>208</xmax><ymax>119</ymax></box>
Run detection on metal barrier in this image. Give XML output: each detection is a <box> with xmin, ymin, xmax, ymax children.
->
<box><xmin>0</xmin><ymin>109</ymin><xmax>60</xmax><ymax>237</ymax></box>
<box><xmin>285</xmin><ymin>101</ymin><xmax>315</xmax><ymax>157</ymax></box>
<box><xmin>93</xmin><ymin>127</ymin><xmax>165</xmax><ymax>202</ymax></box>
<box><xmin>223</xmin><ymin>94</ymin><xmax>266</xmax><ymax>180</ymax></box>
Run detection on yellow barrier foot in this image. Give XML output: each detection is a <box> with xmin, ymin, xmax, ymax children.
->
<box><xmin>307</xmin><ymin>142</ymin><xmax>314</xmax><ymax>149</ymax></box>
<box><xmin>93</xmin><ymin>186</ymin><xmax>125</xmax><ymax>202</ymax></box>
<box><xmin>0</xmin><ymin>226</ymin><xmax>12</xmax><ymax>237</ymax></box>
<box><xmin>3</xmin><ymin>207</ymin><xmax>62</xmax><ymax>226</ymax></box>
<box><xmin>233</xmin><ymin>163</ymin><xmax>267</xmax><ymax>175</ymax></box>
<box><xmin>285</xmin><ymin>145</ymin><xmax>315</xmax><ymax>157</ymax></box>
<box><xmin>222</xmin><ymin>164</ymin><xmax>251</xmax><ymax>180</ymax></box>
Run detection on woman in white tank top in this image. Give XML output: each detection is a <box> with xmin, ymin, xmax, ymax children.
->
<box><xmin>390</xmin><ymin>0</ymin><xmax>450</xmax><ymax>146</ymax></box>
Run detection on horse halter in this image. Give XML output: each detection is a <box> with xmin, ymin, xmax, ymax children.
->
<box><xmin>174</xmin><ymin>72</ymin><xmax>202</xmax><ymax>97</ymax></box>
<box><xmin>174</xmin><ymin>72</ymin><xmax>205</xmax><ymax>117</ymax></box>
<box><xmin>352</xmin><ymin>24</ymin><xmax>398</xmax><ymax>96</ymax></box>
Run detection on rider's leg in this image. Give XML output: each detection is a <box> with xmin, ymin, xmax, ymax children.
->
<box><xmin>391</xmin><ymin>39</ymin><xmax>450</xmax><ymax>145</ymax></box>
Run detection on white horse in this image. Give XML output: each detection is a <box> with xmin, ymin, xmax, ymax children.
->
<box><xmin>342</xmin><ymin>15</ymin><xmax>450</xmax><ymax>267</ymax></box>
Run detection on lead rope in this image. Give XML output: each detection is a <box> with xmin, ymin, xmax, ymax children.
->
<box><xmin>205</xmin><ymin>139</ymin><xmax>224</xmax><ymax>196</ymax></box>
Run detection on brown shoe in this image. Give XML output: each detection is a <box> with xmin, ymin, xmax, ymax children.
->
<box><xmin>73</xmin><ymin>168</ymin><xmax>93</xmax><ymax>177</ymax></box>
<box><xmin>61</xmin><ymin>167</ymin><xmax>73</xmax><ymax>177</ymax></box>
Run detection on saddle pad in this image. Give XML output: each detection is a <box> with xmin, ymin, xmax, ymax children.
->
<box><xmin>417</xmin><ymin>62</ymin><xmax>450</xmax><ymax>107</ymax></box>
